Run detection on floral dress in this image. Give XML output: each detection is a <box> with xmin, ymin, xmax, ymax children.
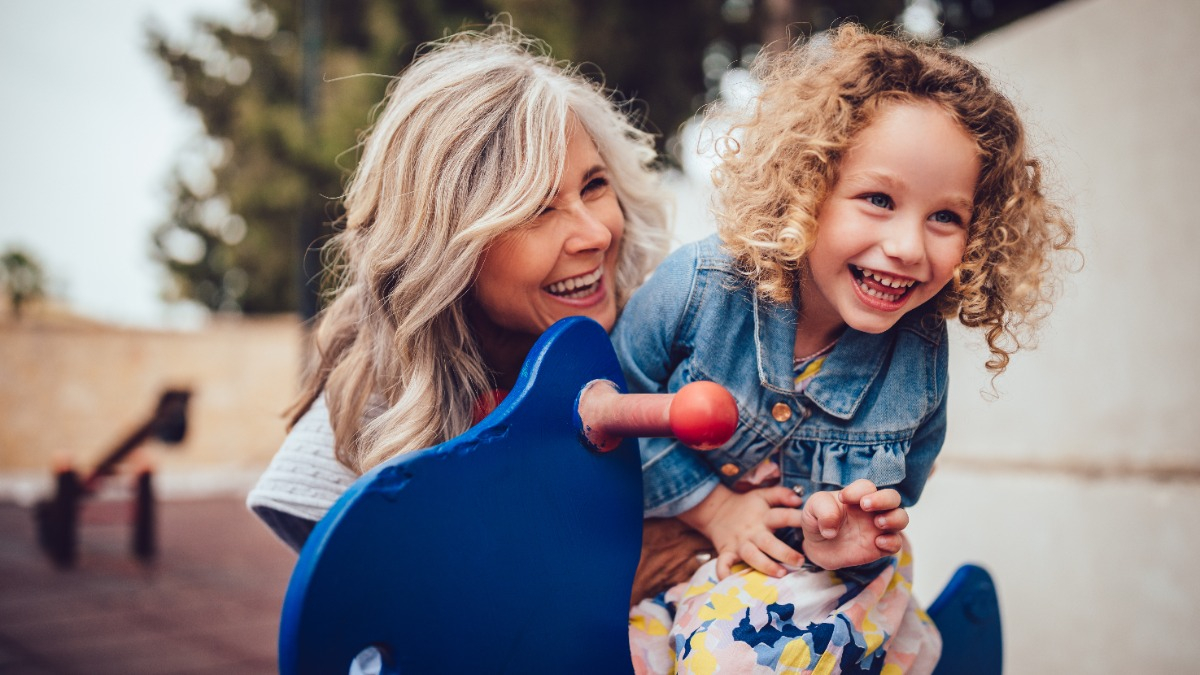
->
<box><xmin>627</xmin><ymin>345</ymin><xmax>941</xmax><ymax>674</ymax></box>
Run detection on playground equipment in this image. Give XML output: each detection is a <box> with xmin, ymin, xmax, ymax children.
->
<box><xmin>34</xmin><ymin>389</ymin><xmax>191</xmax><ymax>567</ymax></box>
<box><xmin>279</xmin><ymin>317</ymin><xmax>1001</xmax><ymax>674</ymax></box>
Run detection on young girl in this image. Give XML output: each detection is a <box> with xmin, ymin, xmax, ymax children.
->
<box><xmin>616</xmin><ymin>24</ymin><xmax>1074</xmax><ymax>673</ymax></box>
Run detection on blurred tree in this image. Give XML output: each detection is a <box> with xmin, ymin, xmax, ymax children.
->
<box><xmin>149</xmin><ymin>0</ymin><xmax>1064</xmax><ymax>316</ymax></box>
<box><xmin>0</xmin><ymin>247</ymin><xmax>47</xmax><ymax>320</ymax></box>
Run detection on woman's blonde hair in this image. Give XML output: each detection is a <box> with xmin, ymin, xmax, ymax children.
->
<box><xmin>714</xmin><ymin>23</ymin><xmax>1075</xmax><ymax>374</ymax></box>
<box><xmin>293</xmin><ymin>23</ymin><xmax>669</xmax><ymax>473</ymax></box>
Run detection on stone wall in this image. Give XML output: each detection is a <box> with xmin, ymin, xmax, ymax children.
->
<box><xmin>0</xmin><ymin>315</ymin><xmax>303</xmax><ymax>502</ymax></box>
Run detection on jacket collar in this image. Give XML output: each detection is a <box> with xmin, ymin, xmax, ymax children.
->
<box><xmin>753</xmin><ymin>291</ymin><xmax>892</xmax><ymax>420</ymax></box>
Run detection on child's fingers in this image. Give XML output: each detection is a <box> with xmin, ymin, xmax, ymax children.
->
<box><xmin>838</xmin><ymin>478</ymin><xmax>879</xmax><ymax>505</ymax></box>
<box><xmin>754</xmin><ymin>531</ymin><xmax>804</xmax><ymax>569</ymax></box>
<box><xmin>874</xmin><ymin>507</ymin><xmax>910</xmax><ymax>532</ymax></box>
<box><xmin>859</xmin><ymin>488</ymin><xmax>901</xmax><ymax>512</ymax></box>
<box><xmin>804</xmin><ymin>491</ymin><xmax>844</xmax><ymax>540</ymax></box>
<box><xmin>764</xmin><ymin>505</ymin><xmax>806</xmax><ymax>531</ymax></box>
<box><xmin>741</xmin><ymin>541</ymin><xmax>790</xmax><ymax>578</ymax></box>
<box><xmin>715</xmin><ymin>550</ymin><xmax>739</xmax><ymax>580</ymax></box>
<box><xmin>758</xmin><ymin>485</ymin><xmax>804</xmax><ymax>508</ymax></box>
<box><xmin>874</xmin><ymin>533</ymin><xmax>903</xmax><ymax>554</ymax></box>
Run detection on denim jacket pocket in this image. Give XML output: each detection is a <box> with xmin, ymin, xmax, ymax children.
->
<box><xmin>809</xmin><ymin>439</ymin><xmax>909</xmax><ymax>489</ymax></box>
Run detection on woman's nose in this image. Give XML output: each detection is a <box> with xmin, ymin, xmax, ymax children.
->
<box><xmin>563</xmin><ymin>205</ymin><xmax>614</xmax><ymax>254</ymax></box>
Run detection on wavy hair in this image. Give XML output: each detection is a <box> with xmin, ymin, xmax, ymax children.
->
<box><xmin>713</xmin><ymin>23</ymin><xmax>1075</xmax><ymax>375</ymax></box>
<box><xmin>291</xmin><ymin>23</ymin><xmax>669</xmax><ymax>473</ymax></box>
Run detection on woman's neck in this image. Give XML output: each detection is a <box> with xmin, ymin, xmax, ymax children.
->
<box><xmin>465</xmin><ymin>303</ymin><xmax>535</xmax><ymax>391</ymax></box>
<box><xmin>477</xmin><ymin>336</ymin><xmax>532</xmax><ymax>390</ymax></box>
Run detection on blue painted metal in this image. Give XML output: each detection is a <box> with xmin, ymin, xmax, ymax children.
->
<box><xmin>928</xmin><ymin>563</ymin><xmax>1004</xmax><ymax>675</ymax></box>
<box><xmin>279</xmin><ymin>317</ymin><xmax>642</xmax><ymax>675</ymax></box>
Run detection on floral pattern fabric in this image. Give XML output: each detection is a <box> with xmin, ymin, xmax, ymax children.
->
<box><xmin>629</xmin><ymin>540</ymin><xmax>940</xmax><ymax>675</ymax></box>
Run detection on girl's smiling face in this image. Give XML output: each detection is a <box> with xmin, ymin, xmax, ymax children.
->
<box><xmin>798</xmin><ymin>100</ymin><xmax>979</xmax><ymax>345</ymax></box>
<box><xmin>472</xmin><ymin>126</ymin><xmax>625</xmax><ymax>353</ymax></box>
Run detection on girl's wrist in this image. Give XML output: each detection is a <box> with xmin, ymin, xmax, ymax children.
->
<box><xmin>796</xmin><ymin>532</ymin><xmax>827</xmax><ymax>572</ymax></box>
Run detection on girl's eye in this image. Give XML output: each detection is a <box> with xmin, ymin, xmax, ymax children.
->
<box><xmin>864</xmin><ymin>193</ymin><xmax>893</xmax><ymax>209</ymax></box>
<box><xmin>931</xmin><ymin>210</ymin><xmax>964</xmax><ymax>225</ymax></box>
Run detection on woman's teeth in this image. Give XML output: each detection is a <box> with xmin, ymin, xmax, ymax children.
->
<box><xmin>546</xmin><ymin>268</ymin><xmax>603</xmax><ymax>298</ymax></box>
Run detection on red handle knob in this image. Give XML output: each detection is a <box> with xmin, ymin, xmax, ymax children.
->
<box><xmin>668</xmin><ymin>381</ymin><xmax>738</xmax><ymax>451</ymax></box>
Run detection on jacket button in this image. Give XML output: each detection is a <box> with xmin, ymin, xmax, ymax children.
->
<box><xmin>771</xmin><ymin>402</ymin><xmax>792</xmax><ymax>422</ymax></box>
<box><xmin>720</xmin><ymin>463</ymin><xmax>740</xmax><ymax>477</ymax></box>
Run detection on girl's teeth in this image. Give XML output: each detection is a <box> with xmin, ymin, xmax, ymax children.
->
<box><xmin>855</xmin><ymin>266</ymin><xmax>916</xmax><ymax>289</ymax></box>
<box><xmin>858</xmin><ymin>280</ymin><xmax>901</xmax><ymax>301</ymax></box>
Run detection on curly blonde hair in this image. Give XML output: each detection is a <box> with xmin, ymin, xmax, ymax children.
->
<box><xmin>291</xmin><ymin>23</ymin><xmax>669</xmax><ymax>473</ymax></box>
<box><xmin>714</xmin><ymin>24</ymin><xmax>1075</xmax><ymax>375</ymax></box>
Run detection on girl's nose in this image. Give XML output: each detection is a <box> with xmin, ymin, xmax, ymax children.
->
<box><xmin>881</xmin><ymin>218</ymin><xmax>926</xmax><ymax>266</ymax></box>
<box><xmin>563</xmin><ymin>205</ymin><xmax>614</xmax><ymax>254</ymax></box>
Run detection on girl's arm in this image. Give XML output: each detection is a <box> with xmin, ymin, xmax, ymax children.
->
<box><xmin>893</xmin><ymin>393</ymin><xmax>947</xmax><ymax>505</ymax></box>
<box><xmin>612</xmin><ymin>243</ymin><xmax>720</xmax><ymax>517</ymax></box>
<box><xmin>677</xmin><ymin>483</ymin><xmax>806</xmax><ymax>579</ymax></box>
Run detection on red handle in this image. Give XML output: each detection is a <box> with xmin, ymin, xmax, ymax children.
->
<box><xmin>577</xmin><ymin>380</ymin><xmax>738</xmax><ymax>452</ymax></box>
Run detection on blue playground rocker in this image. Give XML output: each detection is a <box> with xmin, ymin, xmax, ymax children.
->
<box><xmin>278</xmin><ymin>317</ymin><xmax>1002</xmax><ymax>674</ymax></box>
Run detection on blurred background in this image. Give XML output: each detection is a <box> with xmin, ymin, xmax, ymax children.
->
<box><xmin>1</xmin><ymin>0</ymin><xmax>1197</xmax><ymax>672</ymax></box>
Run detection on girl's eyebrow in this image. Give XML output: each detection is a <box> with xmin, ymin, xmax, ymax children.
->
<box><xmin>844</xmin><ymin>169</ymin><xmax>974</xmax><ymax>213</ymax></box>
<box><xmin>842</xmin><ymin>169</ymin><xmax>901</xmax><ymax>189</ymax></box>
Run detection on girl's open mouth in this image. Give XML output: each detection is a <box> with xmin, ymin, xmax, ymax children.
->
<box><xmin>851</xmin><ymin>265</ymin><xmax>917</xmax><ymax>304</ymax></box>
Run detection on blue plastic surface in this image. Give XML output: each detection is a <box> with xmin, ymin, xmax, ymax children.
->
<box><xmin>278</xmin><ymin>315</ymin><xmax>1004</xmax><ymax>674</ymax></box>
<box><xmin>278</xmin><ymin>317</ymin><xmax>643</xmax><ymax>675</ymax></box>
<box><xmin>928</xmin><ymin>563</ymin><xmax>1004</xmax><ymax>675</ymax></box>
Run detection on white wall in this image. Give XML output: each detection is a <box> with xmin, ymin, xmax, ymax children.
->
<box><xmin>920</xmin><ymin>1</ymin><xmax>1200</xmax><ymax>671</ymax></box>
<box><xmin>946</xmin><ymin>0</ymin><xmax>1200</xmax><ymax>474</ymax></box>
<box><xmin>669</xmin><ymin>1</ymin><xmax>1200</xmax><ymax>670</ymax></box>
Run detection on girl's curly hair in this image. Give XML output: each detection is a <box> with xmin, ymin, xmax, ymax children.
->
<box><xmin>713</xmin><ymin>23</ymin><xmax>1076</xmax><ymax>375</ymax></box>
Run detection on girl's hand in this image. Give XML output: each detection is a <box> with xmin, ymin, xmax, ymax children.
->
<box><xmin>800</xmin><ymin>479</ymin><xmax>909</xmax><ymax>570</ymax></box>
<box><xmin>678</xmin><ymin>484</ymin><xmax>806</xmax><ymax>580</ymax></box>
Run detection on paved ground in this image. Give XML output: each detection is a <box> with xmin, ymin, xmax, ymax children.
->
<box><xmin>3</xmin><ymin>467</ymin><xmax>1198</xmax><ymax>674</ymax></box>
<box><xmin>0</xmin><ymin>497</ymin><xmax>295</xmax><ymax>675</ymax></box>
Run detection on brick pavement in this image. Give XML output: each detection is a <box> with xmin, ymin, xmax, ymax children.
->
<box><xmin>0</xmin><ymin>497</ymin><xmax>297</xmax><ymax>674</ymax></box>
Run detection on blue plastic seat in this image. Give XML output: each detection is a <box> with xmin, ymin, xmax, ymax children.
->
<box><xmin>278</xmin><ymin>317</ymin><xmax>1002</xmax><ymax>674</ymax></box>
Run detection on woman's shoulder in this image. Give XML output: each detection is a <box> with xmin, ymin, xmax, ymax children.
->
<box><xmin>245</xmin><ymin>393</ymin><xmax>359</xmax><ymax>523</ymax></box>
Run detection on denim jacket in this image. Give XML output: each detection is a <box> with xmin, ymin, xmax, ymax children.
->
<box><xmin>612</xmin><ymin>235</ymin><xmax>948</xmax><ymax>518</ymax></box>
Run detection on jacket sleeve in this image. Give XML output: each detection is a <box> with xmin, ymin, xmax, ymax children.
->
<box><xmin>611</xmin><ymin>242</ymin><xmax>720</xmax><ymax>517</ymax></box>
<box><xmin>893</xmin><ymin>332</ymin><xmax>950</xmax><ymax>506</ymax></box>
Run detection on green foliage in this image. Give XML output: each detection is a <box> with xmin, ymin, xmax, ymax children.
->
<box><xmin>1</xmin><ymin>247</ymin><xmax>47</xmax><ymax>319</ymax></box>
<box><xmin>149</xmin><ymin>0</ymin><xmax>1064</xmax><ymax>315</ymax></box>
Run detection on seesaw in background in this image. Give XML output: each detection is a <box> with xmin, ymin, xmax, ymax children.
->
<box><xmin>279</xmin><ymin>317</ymin><xmax>1000</xmax><ymax>674</ymax></box>
<box><xmin>34</xmin><ymin>389</ymin><xmax>191</xmax><ymax>567</ymax></box>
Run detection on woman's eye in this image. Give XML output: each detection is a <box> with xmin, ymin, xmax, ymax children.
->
<box><xmin>865</xmin><ymin>193</ymin><xmax>893</xmax><ymax>209</ymax></box>
<box><xmin>583</xmin><ymin>176</ymin><xmax>609</xmax><ymax>196</ymax></box>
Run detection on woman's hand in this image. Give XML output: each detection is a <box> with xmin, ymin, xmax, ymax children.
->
<box><xmin>678</xmin><ymin>484</ymin><xmax>806</xmax><ymax>580</ymax></box>
<box><xmin>799</xmin><ymin>479</ymin><xmax>909</xmax><ymax>570</ymax></box>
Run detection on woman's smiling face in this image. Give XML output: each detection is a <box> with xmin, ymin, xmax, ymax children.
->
<box><xmin>472</xmin><ymin>126</ymin><xmax>625</xmax><ymax>350</ymax></box>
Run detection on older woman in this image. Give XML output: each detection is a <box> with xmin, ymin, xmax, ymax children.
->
<box><xmin>247</xmin><ymin>23</ymin><xmax>670</xmax><ymax>551</ymax></box>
